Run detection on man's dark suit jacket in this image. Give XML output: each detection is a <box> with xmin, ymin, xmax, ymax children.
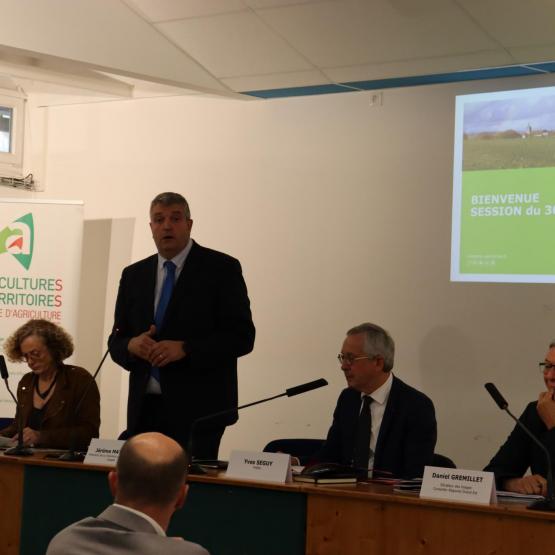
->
<box><xmin>484</xmin><ymin>401</ymin><xmax>555</xmax><ymax>488</ymax></box>
<box><xmin>314</xmin><ymin>375</ymin><xmax>437</xmax><ymax>479</ymax></box>
<box><xmin>109</xmin><ymin>241</ymin><xmax>255</xmax><ymax>446</ymax></box>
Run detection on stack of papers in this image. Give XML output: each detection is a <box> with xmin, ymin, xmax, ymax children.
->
<box><xmin>496</xmin><ymin>490</ymin><xmax>544</xmax><ymax>502</ymax></box>
<box><xmin>0</xmin><ymin>436</ymin><xmax>15</xmax><ymax>449</ymax></box>
<box><xmin>393</xmin><ymin>479</ymin><xmax>423</xmax><ymax>493</ymax></box>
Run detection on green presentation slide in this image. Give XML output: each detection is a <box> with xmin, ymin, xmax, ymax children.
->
<box><xmin>452</xmin><ymin>87</ymin><xmax>555</xmax><ymax>282</ymax></box>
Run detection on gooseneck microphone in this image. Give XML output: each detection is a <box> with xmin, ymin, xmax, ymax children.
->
<box><xmin>484</xmin><ymin>383</ymin><xmax>509</xmax><ymax>410</ymax></box>
<box><xmin>187</xmin><ymin>378</ymin><xmax>329</xmax><ymax>474</ymax></box>
<box><xmin>57</xmin><ymin>330</ymin><xmax>118</xmax><ymax>462</ymax></box>
<box><xmin>0</xmin><ymin>356</ymin><xmax>8</xmax><ymax>380</ymax></box>
<box><xmin>484</xmin><ymin>382</ymin><xmax>555</xmax><ymax>511</ymax></box>
<box><xmin>0</xmin><ymin>355</ymin><xmax>33</xmax><ymax>457</ymax></box>
<box><xmin>286</xmin><ymin>378</ymin><xmax>328</xmax><ymax>397</ymax></box>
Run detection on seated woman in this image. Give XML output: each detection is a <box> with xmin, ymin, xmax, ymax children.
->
<box><xmin>484</xmin><ymin>340</ymin><xmax>555</xmax><ymax>496</ymax></box>
<box><xmin>0</xmin><ymin>319</ymin><xmax>100</xmax><ymax>449</ymax></box>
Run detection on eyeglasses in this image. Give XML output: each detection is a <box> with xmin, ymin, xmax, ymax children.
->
<box><xmin>337</xmin><ymin>353</ymin><xmax>370</xmax><ymax>365</ymax></box>
<box><xmin>22</xmin><ymin>349</ymin><xmax>46</xmax><ymax>362</ymax></box>
<box><xmin>539</xmin><ymin>362</ymin><xmax>555</xmax><ymax>372</ymax></box>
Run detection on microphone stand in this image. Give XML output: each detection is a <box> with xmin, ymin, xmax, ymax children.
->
<box><xmin>187</xmin><ymin>378</ymin><xmax>328</xmax><ymax>474</ymax></box>
<box><xmin>1</xmin><ymin>356</ymin><xmax>32</xmax><ymax>457</ymax></box>
<box><xmin>485</xmin><ymin>382</ymin><xmax>555</xmax><ymax>511</ymax></box>
<box><xmin>58</xmin><ymin>335</ymin><xmax>116</xmax><ymax>462</ymax></box>
<box><xmin>3</xmin><ymin>380</ymin><xmax>33</xmax><ymax>457</ymax></box>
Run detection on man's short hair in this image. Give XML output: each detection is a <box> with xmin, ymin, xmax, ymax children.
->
<box><xmin>347</xmin><ymin>322</ymin><xmax>395</xmax><ymax>372</ymax></box>
<box><xmin>150</xmin><ymin>192</ymin><xmax>191</xmax><ymax>219</ymax></box>
<box><xmin>116</xmin><ymin>436</ymin><xmax>188</xmax><ymax>506</ymax></box>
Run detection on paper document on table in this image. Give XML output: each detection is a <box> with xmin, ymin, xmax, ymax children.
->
<box><xmin>0</xmin><ymin>436</ymin><xmax>14</xmax><ymax>448</ymax></box>
<box><xmin>497</xmin><ymin>490</ymin><xmax>543</xmax><ymax>501</ymax></box>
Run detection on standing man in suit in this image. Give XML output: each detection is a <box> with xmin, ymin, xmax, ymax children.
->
<box><xmin>110</xmin><ymin>192</ymin><xmax>255</xmax><ymax>459</ymax></box>
<box><xmin>47</xmin><ymin>432</ymin><xmax>209</xmax><ymax>555</ymax></box>
<box><xmin>313</xmin><ymin>322</ymin><xmax>436</xmax><ymax>478</ymax></box>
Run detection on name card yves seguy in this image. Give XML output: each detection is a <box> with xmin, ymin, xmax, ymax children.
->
<box><xmin>420</xmin><ymin>466</ymin><xmax>496</xmax><ymax>505</ymax></box>
<box><xmin>226</xmin><ymin>450</ymin><xmax>292</xmax><ymax>483</ymax></box>
<box><xmin>84</xmin><ymin>439</ymin><xmax>125</xmax><ymax>467</ymax></box>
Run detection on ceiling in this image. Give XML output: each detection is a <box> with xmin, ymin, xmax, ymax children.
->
<box><xmin>1</xmin><ymin>0</ymin><xmax>555</xmax><ymax>103</ymax></box>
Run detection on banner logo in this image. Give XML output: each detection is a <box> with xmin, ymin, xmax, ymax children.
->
<box><xmin>0</xmin><ymin>213</ymin><xmax>34</xmax><ymax>270</ymax></box>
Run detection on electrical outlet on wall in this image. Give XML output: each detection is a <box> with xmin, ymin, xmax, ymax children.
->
<box><xmin>369</xmin><ymin>91</ymin><xmax>383</xmax><ymax>107</ymax></box>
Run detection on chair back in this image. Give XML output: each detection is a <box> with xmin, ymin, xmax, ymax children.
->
<box><xmin>263</xmin><ymin>438</ymin><xmax>325</xmax><ymax>459</ymax></box>
<box><xmin>431</xmin><ymin>453</ymin><xmax>456</xmax><ymax>468</ymax></box>
<box><xmin>0</xmin><ymin>417</ymin><xmax>13</xmax><ymax>430</ymax></box>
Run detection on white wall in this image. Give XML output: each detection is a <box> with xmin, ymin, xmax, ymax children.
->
<box><xmin>13</xmin><ymin>72</ymin><xmax>555</xmax><ymax>469</ymax></box>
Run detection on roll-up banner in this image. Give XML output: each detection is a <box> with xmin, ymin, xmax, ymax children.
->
<box><xmin>0</xmin><ymin>198</ymin><xmax>83</xmax><ymax>416</ymax></box>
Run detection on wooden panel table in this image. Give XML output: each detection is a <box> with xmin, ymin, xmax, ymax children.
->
<box><xmin>0</xmin><ymin>456</ymin><xmax>25</xmax><ymax>555</ymax></box>
<box><xmin>305</xmin><ymin>482</ymin><xmax>555</xmax><ymax>555</ymax></box>
<box><xmin>3</xmin><ymin>452</ymin><xmax>555</xmax><ymax>555</ymax></box>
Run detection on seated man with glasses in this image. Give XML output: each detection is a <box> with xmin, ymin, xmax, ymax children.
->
<box><xmin>308</xmin><ymin>322</ymin><xmax>436</xmax><ymax>479</ymax></box>
<box><xmin>484</xmin><ymin>341</ymin><xmax>555</xmax><ymax>496</ymax></box>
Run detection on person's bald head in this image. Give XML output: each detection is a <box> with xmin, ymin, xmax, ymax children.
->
<box><xmin>114</xmin><ymin>432</ymin><xmax>188</xmax><ymax>507</ymax></box>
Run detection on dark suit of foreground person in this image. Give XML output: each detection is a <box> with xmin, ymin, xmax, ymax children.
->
<box><xmin>46</xmin><ymin>432</ymin><xmax>209</xmax><ymax>555</ymax></box>
<box><xmin>484</xmin><ymin>340</ymin><xmax>555</xmax><ymax>497</ymax></box>
<box><xmin>110</xmin><ymin>192</ymin><xmax>255</xmax><ymax>458</ymax></box>
<box><xmin>313</xmin><ymin>323</ymin><xmax>436</xmax><ymax>479</ymax></box>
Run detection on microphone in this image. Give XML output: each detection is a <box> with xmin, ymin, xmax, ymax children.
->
<box><xmin>187</xmin><ymin>378</ymin><xmax>328</xmax><ymax>473</ymax></box>
<box><xmin>286</xmin><ymin>378</ymin><xmax>328</xmax><ymax>397</ymax></box>
<box><xmin>0</xmin><ymin>355</ymin><xmax>7</xmax><ymax>382</ymax></box>
<box><xmin>57</xmin><ymin>329</ymin><xmax>118</xmax><ymax>461</ymax></box>
<box><xmin>484</xmin><ymin>382</ymin><xmax>508</xmax><ymax>410</ymax></box>
<box><xmin>484</xmin><ymin>382</ymin><xmax>555</xmax><ymax>511</ymax></box>
<box><xmin>0</xmin><ymin>355</ymin><xmax>33</xmax><ymax>457</ymax></box>
<box><xmin>0</xmin><ymin>356</ymin><xmax>8</xmax><ymax>380</ymax></box>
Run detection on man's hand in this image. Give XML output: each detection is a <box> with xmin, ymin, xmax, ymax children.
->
<box><xmin>128</xmin><ymin>325</ymin><xmax>157</xmax><ymax>361</ymax></box>
<box><xmin>504</xmin><ymin>474</ymin><xmax>547</xmax><ymax>496</ymax></box>
<box><xmin>149</xmin><ymin>340</ymin><xmax>186</xmax><ymax>367</ymax></box>
<box><xmin>12</xmin><ymin>428</ymin><xmax>41</xmax><ymax>447</ymax></box>
<box><xmin>537</xmin><ymin>390</ymin><xmax>555</xmax><ymax>430</ymax></box>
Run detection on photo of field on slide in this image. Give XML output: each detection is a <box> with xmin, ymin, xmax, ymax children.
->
<box><xmin>458</xmin><ymin>91</ymin><xmax>555</xmax><ymax>277</ymax></box>
<box><xmin>463</xmin><ymin>94</ymin><xmax>555</xmax><ymax>171</ymax></box>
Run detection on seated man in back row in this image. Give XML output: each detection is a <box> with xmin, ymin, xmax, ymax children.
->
<box><xmin>46</xmin><ymin>432</ymin><xmax>209</xmax><ymax>555</ymax></box>
<box><xmin>310</xmin><ymin>322</ymin><xmax>437</xmax><ymax>479</ymax></box>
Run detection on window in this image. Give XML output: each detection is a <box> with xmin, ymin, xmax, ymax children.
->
<box><xmin>0</xmin><ymin>106</ymin><xmax>13</xmax><ymax>153</ymax></box>
<box><xmin>0</xmin><ymin>91</ymin><xmax>25</xmax><ymax>172</ymax></box>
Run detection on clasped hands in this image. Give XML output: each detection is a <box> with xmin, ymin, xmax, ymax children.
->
<box><xmin>504</xmin><ymin>474</ymin><xmax>547</xmax><ymax>496</ymax></box>
<box><xmin>128</xmin><ymin>325</ymin><xmax>185</xmax><ymax>367</ymax></box>
<box><xmin>11</xmin><ymin>427</ymin><xmax>40</xmax><ymax>447</ymax></box>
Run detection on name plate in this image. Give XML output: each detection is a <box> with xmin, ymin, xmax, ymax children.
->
<box><xmin>420</xmin><ymin>466</ymin><xmax>496</xmax><ymax>505</ymax></box>
<box><xmin>83</xmin><ymin>439</ymin><xmax>125</xmax><ymax>467</ymax></box>
<box><xmin>226</xmin><ymin>450</ymin><xmax>292</xmax><ymax>483</ymax></box>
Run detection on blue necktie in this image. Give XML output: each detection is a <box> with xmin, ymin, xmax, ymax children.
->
<box><xmin>151</xmin><ymin>260</ymin><xmax>176</xmax><ymax>381</ymax></box>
